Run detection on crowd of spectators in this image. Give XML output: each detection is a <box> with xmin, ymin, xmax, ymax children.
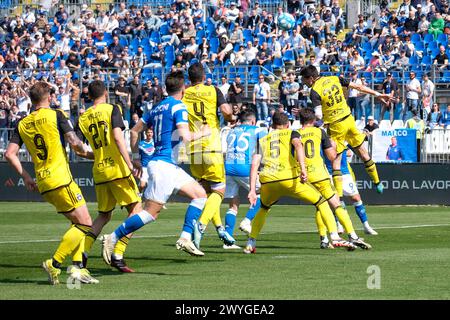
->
<box><xmin>3</xmin><ymin>0</ymin><xmax>450</xmax><ymax>150</ymax></box>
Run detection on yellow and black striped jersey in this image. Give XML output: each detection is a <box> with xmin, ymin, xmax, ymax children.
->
<box><xmin>183</xmin><ymin>84</ymin><xmax>226</xmax><ymax>154</ymax></box>
<box><xmin>10</xmin><ymin>108</ymin><xmax>73</xmax><ymax>194</ymax></box>
<box><xmin>257</xmin><ymin>128</ymin><xmax>301</xmax><ymax>184</ymax></box>
<box><xmin>310</xmin><ymin>76</ymin><xmax>351</xmax><ymax>124</ymax></box>
<box><xmin>76</xmin><ymin>103</ymin><xmax>131</xmax><ymax>184</ymax></box>
<box><xmin>298</xmin><ymin>126</ymin><xmax>332</xmax><ymax>183</ymax></box>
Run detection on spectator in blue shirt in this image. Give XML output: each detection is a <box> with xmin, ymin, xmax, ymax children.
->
<box><xmin>386</xmin><ymin>136</ymin><xmax>404</xmax><ymax>161</ymax></box>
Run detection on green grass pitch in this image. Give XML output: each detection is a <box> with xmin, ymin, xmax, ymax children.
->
<box><xmin>0</xmin><ymin>202</ymin><xmax>449</xmax><ymax>300</ymax></box>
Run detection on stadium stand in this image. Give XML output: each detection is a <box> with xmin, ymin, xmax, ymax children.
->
<box><xmin>0</xmin><ymin>0</ymin><xmax>449</xmax><ymax>162</ymax></box>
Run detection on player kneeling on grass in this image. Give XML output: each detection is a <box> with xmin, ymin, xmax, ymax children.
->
<box><xmin>101</xmin><ymin>71</ymin><xmax>211</xmax><ymax>261</ymax></box>
<box><xmin>5</xmin><ymin>81</ymin><xmax>98</xmax><ymax>284</ymax></box>
<box><xmin>75</xmin><ymin>80</ymin><xmax>144</xmax><ymax>273</ymax></box>
<box><xmin>222</xmin><ymin>111</ymin><xmax>267</xmax><ymax>249</ymax></box>
<box><xmin>324</xmin><ymin>149</ymin><xmax>378</xmax><ymax>235</ymax></box>
<box><xmin>297</xmin><ymin>108</ymin><xmax>371</xmax><ymax>249</ymax></box>
<box><xmin>245</xmin><ymin>112</ymin><xmax>356</xmax><ymax>254</ymax></box>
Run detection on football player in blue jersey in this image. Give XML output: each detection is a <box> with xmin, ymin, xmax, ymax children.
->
<box><xmin>324</xmin><ymin>149</ymin><xmax>378</xmax><ymax>235</ymax></box>
<box><xmin>223</xmin><ymin>111</ymin><xmax>267</xmax><ymax>249</ymax></box>
<box><xmin>138</xmin><ymin>127</ymin><xmax>155</xmax><ymax>193</ymax></box>
<box><xmin>101</xmin><ymin>71</ymin><xmax>212</xmax><ymax>260</ymax></box>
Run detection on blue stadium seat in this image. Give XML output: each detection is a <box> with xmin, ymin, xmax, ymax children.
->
<box><xmin>119</xmin><ymin>38</ymin><xmax>128</xmax><ymax>47</ymax></box>
<box><xmin>283</xmin><ymin>50</ymin><xmax>295</xmax><ymax>63</ymax></box>
<box><xmin>248</xmin><ymin>66</ymin><xmax>260</xmax><ymax>84</ymax></box>
<box><xmin>160</xmin><ymin>23</ymin><xmax>170</xmax><ymax>36</ymax></box>
<box><xmin>414</xmin><ymin>41</ymin><xmax>425</xmax><ymax>54</ymax></box>
<box><xmin>422</xmin><ymin>55</ymin><xmax>432</xmax><ymax>67</ymax></box>
<box><xmin>439</xmin><ymin>70</ymin><xmax>450</xmax><ymax>82</ymax></box>
<box><xmin>424</xmin><ymin>33</ymin><xmax>435</xmax><ymax>43</ymax></box>
<box><xmin>150</xmin><ymin>31</ymin><xmax>161</xmax><ymax>44</ymax></box>
<box><xmin>374</xmin><ymin>72</ymin><xmax>385</xmax><ymax>84</ymax></box>
<box><xmin>273</xmin><ymin>57</ymin><xmax>284</xmax><ymax>71</ymax></box>
<box><xmin>411</xmin><ymin>33</ymin><xmax>422</xmax><ymax>44</ymax></box>
<box><xmin>437</xmin><ymin>33</ymin><xmax>448</xmax><ymax>45</ymax></box>
<box><xmin>243</xmin><ymin>29</ymin><xmax>253</xmax><ymax>43</ymax></box>
<box><xmin>130</xmin><ymin>38</ymin><xmax>140</xmax><ymax>50</ymax></box>
<box><xmin>409</xmin><ymin>55</ymin><xmax>419</xmax><ymax>65</ymax></box>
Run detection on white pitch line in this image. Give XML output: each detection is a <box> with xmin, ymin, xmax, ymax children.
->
<box><xmin>0</xmin><ymin>223</ymin><xmax>449</xmax><ymax>245</ymax></box>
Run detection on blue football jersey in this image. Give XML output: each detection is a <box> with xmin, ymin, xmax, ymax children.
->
<box><xmin>324</xmin><ymin>149</ymin><xmax>350</xmax><ymax>175</ymax></box>
<box><xmin>138</xmin><ymin>139</ymin><xmax>155</xmax><ymax>167</ymax></box>
<box><xmin>225</xmin><ymin>124</ymin><xmax>267</xmax><ymax>177</ymax></box>
<box><xmin>141</xmin><ymin>96</ymin><xmax>188</xmax><ymax>164</ymax></box>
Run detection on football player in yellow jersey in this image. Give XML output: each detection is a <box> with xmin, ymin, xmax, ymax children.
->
<box><xmin>300</xmin><ymin>66</ymin><xmax>394</xmax><ymax>198</ymax></box>
<box><xmin>75</xmin><ymin>80</ymin><xmax>143</xmax><ymax>273</ymax></box>
<box><xmin>245</xmin><ymin>112</ymin><xmax>356</xmax><ymax>254</ymax></box>
<box><xmin>183</xmin><ymin>63</ymin><xmax>237</xmax><ymax>249</ymax></box>
<box><xmin>5</xmin><ymin>81</ymin><xmax>98</xmax><ymax>285</ymax></box>
<box><xmin>298</xmin><ymin>108</ymin><xmax>371</xmax><ymax>250</ymax></box>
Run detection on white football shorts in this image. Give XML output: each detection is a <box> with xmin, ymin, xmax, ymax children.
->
<box><xmin>144</xmin><ymin>160</ymin><xmax>195</xmax><ymax>204</ymax></box>
<box><xmin>342</xmin><ymin>173</ymin><xmax>359</xmax><ymax>197</ymax></box>
<box><xmin>224</xmin><ymin>175</ymin><xmax>261</xmax><ymax>199</ymax></box>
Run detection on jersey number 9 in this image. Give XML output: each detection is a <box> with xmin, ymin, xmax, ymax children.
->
<box><xmin>193</xmin><ymin>102</ymin><xmax>207</xmax><ymax>124</ymax></box>
<box><xmin>33</xmin><ymin>134</ymin><xmax>48</xmax><ymax>160</ymax></box>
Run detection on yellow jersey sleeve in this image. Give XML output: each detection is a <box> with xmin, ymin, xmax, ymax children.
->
<box><xmin>77</xmin><ymin>103</ymin><xmax>131</xmax><ymax>184</ymax></box>
<box><xmin>183</xmin><ymin>84</ymin><xmax>225</xmax><ymax>153</ymax></box>
<box><xmin>17</xmin><ymin>108</ymin><xmax>73</xmax><ymax>193</ymax></box>
<box><xmin>311</xmin><ymin>76</ymin><xmax>351</xmax><ymax>124</ymax></box>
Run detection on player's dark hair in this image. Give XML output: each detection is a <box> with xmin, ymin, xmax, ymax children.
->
<box><xmin>88</xmin><ymin>80</ymin><xmax>106</xmax><ymax>100</ymax></box>
<box><xmin>29</xmin><ymin>81</ymin><xmax>50</xmax><ymax>105</ymax></box>
<box><xmin>300</xmin><ymin>65</ymin><xmax>319</xmax><ymax>79</ymax></box>
<box><xmin>239</xmin><ymin>110</ymin><xmax>256</xmax><ymax>123</ymax></box>
<box><xmin>272</xmin><ymin>111</ymin><xmax>289</xmax><ymax>127</ymax></box>
<box><xmin>188</xmin><ymin>62</ymin><xmax>204</xmax><ymax>85</ymax></box>
<box><xmin>165</xmin><ymin>70</ymin><xmax>185</xmax><ymax>95</ymax></box>
<box><xmin>299</xmin><ymin>108</ymin><xmax>316</xmax><ymax>125</ymax></box>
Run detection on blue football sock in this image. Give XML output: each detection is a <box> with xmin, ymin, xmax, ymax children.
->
<box><xmin>225</xmin><ymin>209</ymin><xmax>238</xmax><ymax>236</ymax></box>
<box><xmin>182</xmin><ymin>198</ymin><xmax>206</xmax><ymax>235</ymax></box>
<box><xmin>354</xmin><ymin>201</ymin><xmax>368</xmax><ymax>223</ymax></box>
<box><xmin>114</xmin><ymin>210</ymin><xmax>154</xmax><ymax>239</ymax></box>
<box><xmin>245</xmin><ymin>196</ymin><xmax>261</xmax><ymax>221</ymax></box>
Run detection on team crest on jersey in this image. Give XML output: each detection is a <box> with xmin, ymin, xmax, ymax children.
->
<box><xmin>76</xmin><ymin>193</ymin><xmax>83</xmax><ymax>201</ymax></box>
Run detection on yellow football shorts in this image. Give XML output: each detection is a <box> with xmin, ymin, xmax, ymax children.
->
<box><xmin>312</xmin><ymin>178</ymin><xmax>337</xmax><ymax>201</ymax></box>
<box><xmin>42</xmin><ymin>181</ymin><xmax>86</xmax><ymax>214</ymax></box>
<box><xmin>327</xmin><ymin>115</ymin><xmax>366</xmax><ymax>154</ymax></box>
<box><xmin>260</xmin><ymin>177</ymin><xmax>323</xmax><ymax>209</ymax></box>
<box><xmin>189</xmin><ymin>152</ymin><xmax>225</xmax><ymax>183</ymax></box>
<box><xmin>95</xmin><ymin>175</ymin><xmax>141</xmax><ymax>213</ymax></box>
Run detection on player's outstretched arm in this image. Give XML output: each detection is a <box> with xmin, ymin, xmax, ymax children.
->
<box><xmin>66</xmin><ymin>131</ymin><xmax>94</xmax><ymax>159</ymax></box>
<box><xmin>177</xmin><ymin>123</ymin><xmax>211</xmax><ymax>143</ymax></box>
<box><xmin>348</xmin><ymin>82</ymin><xmax>395</xmax><ymax>105</ymax></box>
<box><xmin>220</xmin><ymin>102</ymin><xmax>237</xmax><ymax>123</ymax></box>
<box><xmin>5</xmin><ymin>142</ymin><xmax>37</xmax><ymax>191</ymax></box>
<box><xmin>248</xmin><ymin>153</ymin><xmax>262</xmax><ymax>206</ymax></box>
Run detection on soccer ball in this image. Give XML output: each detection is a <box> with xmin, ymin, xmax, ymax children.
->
<box><xmin>278</xmin><ymin>13</ymin><xmax>296</xmax><ymax>31</ymax></box>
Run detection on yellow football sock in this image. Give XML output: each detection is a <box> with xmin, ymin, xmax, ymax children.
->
<box><xmin>83</xmin><ymin>231</ymin><xmax>97</xmax><ymax>254</ymax></box>
<box><xmin>364</xmin><ymin>158</ymin><xmax>380</xmax><ymax>184</ymax></box>
<box><xmin>199</xmin><ymin>191</ymin><xmax>223</xmax><ymax>226</ymax></box>
<box><xmin>113</xmin><ymin>236</ymin><xmax>130</xmax><ymax>259</ymax></box>
<box><xmin>211</xmin><ymin>207</ymin><xmax>223</xmax><ymax>227</ymax></box>
<box><xmin>317</xmin><ymin>201</ymin><xmax>338</xmax><ymax>234</ymax></box>
<box><xmin>53</xmin><ymin>224</ymin><xmax>91</xmax><ymax>264</ymax></box>
<box><xmin>332</xmin><ymin>170</ymin><xmax>343</xmax><ymax>198</ymax></box>
<box><xmin>72</xmin><ymin>235</ymin><xmax>85</xmax><ymax>264</ymax></box>
<box><xmin>249</xmin><ymin>207</ymin><xmax>269</xmax><ymax>239</ymax></box>
<box><xmin>334</xmin><ymin>205</ymin><xmax>355</xmax><ymax>234</ymax></box>
<box><xmin>315</xmin><ymin>210</ymin><xmax>328</xmax><ymax>237</ymax></box>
